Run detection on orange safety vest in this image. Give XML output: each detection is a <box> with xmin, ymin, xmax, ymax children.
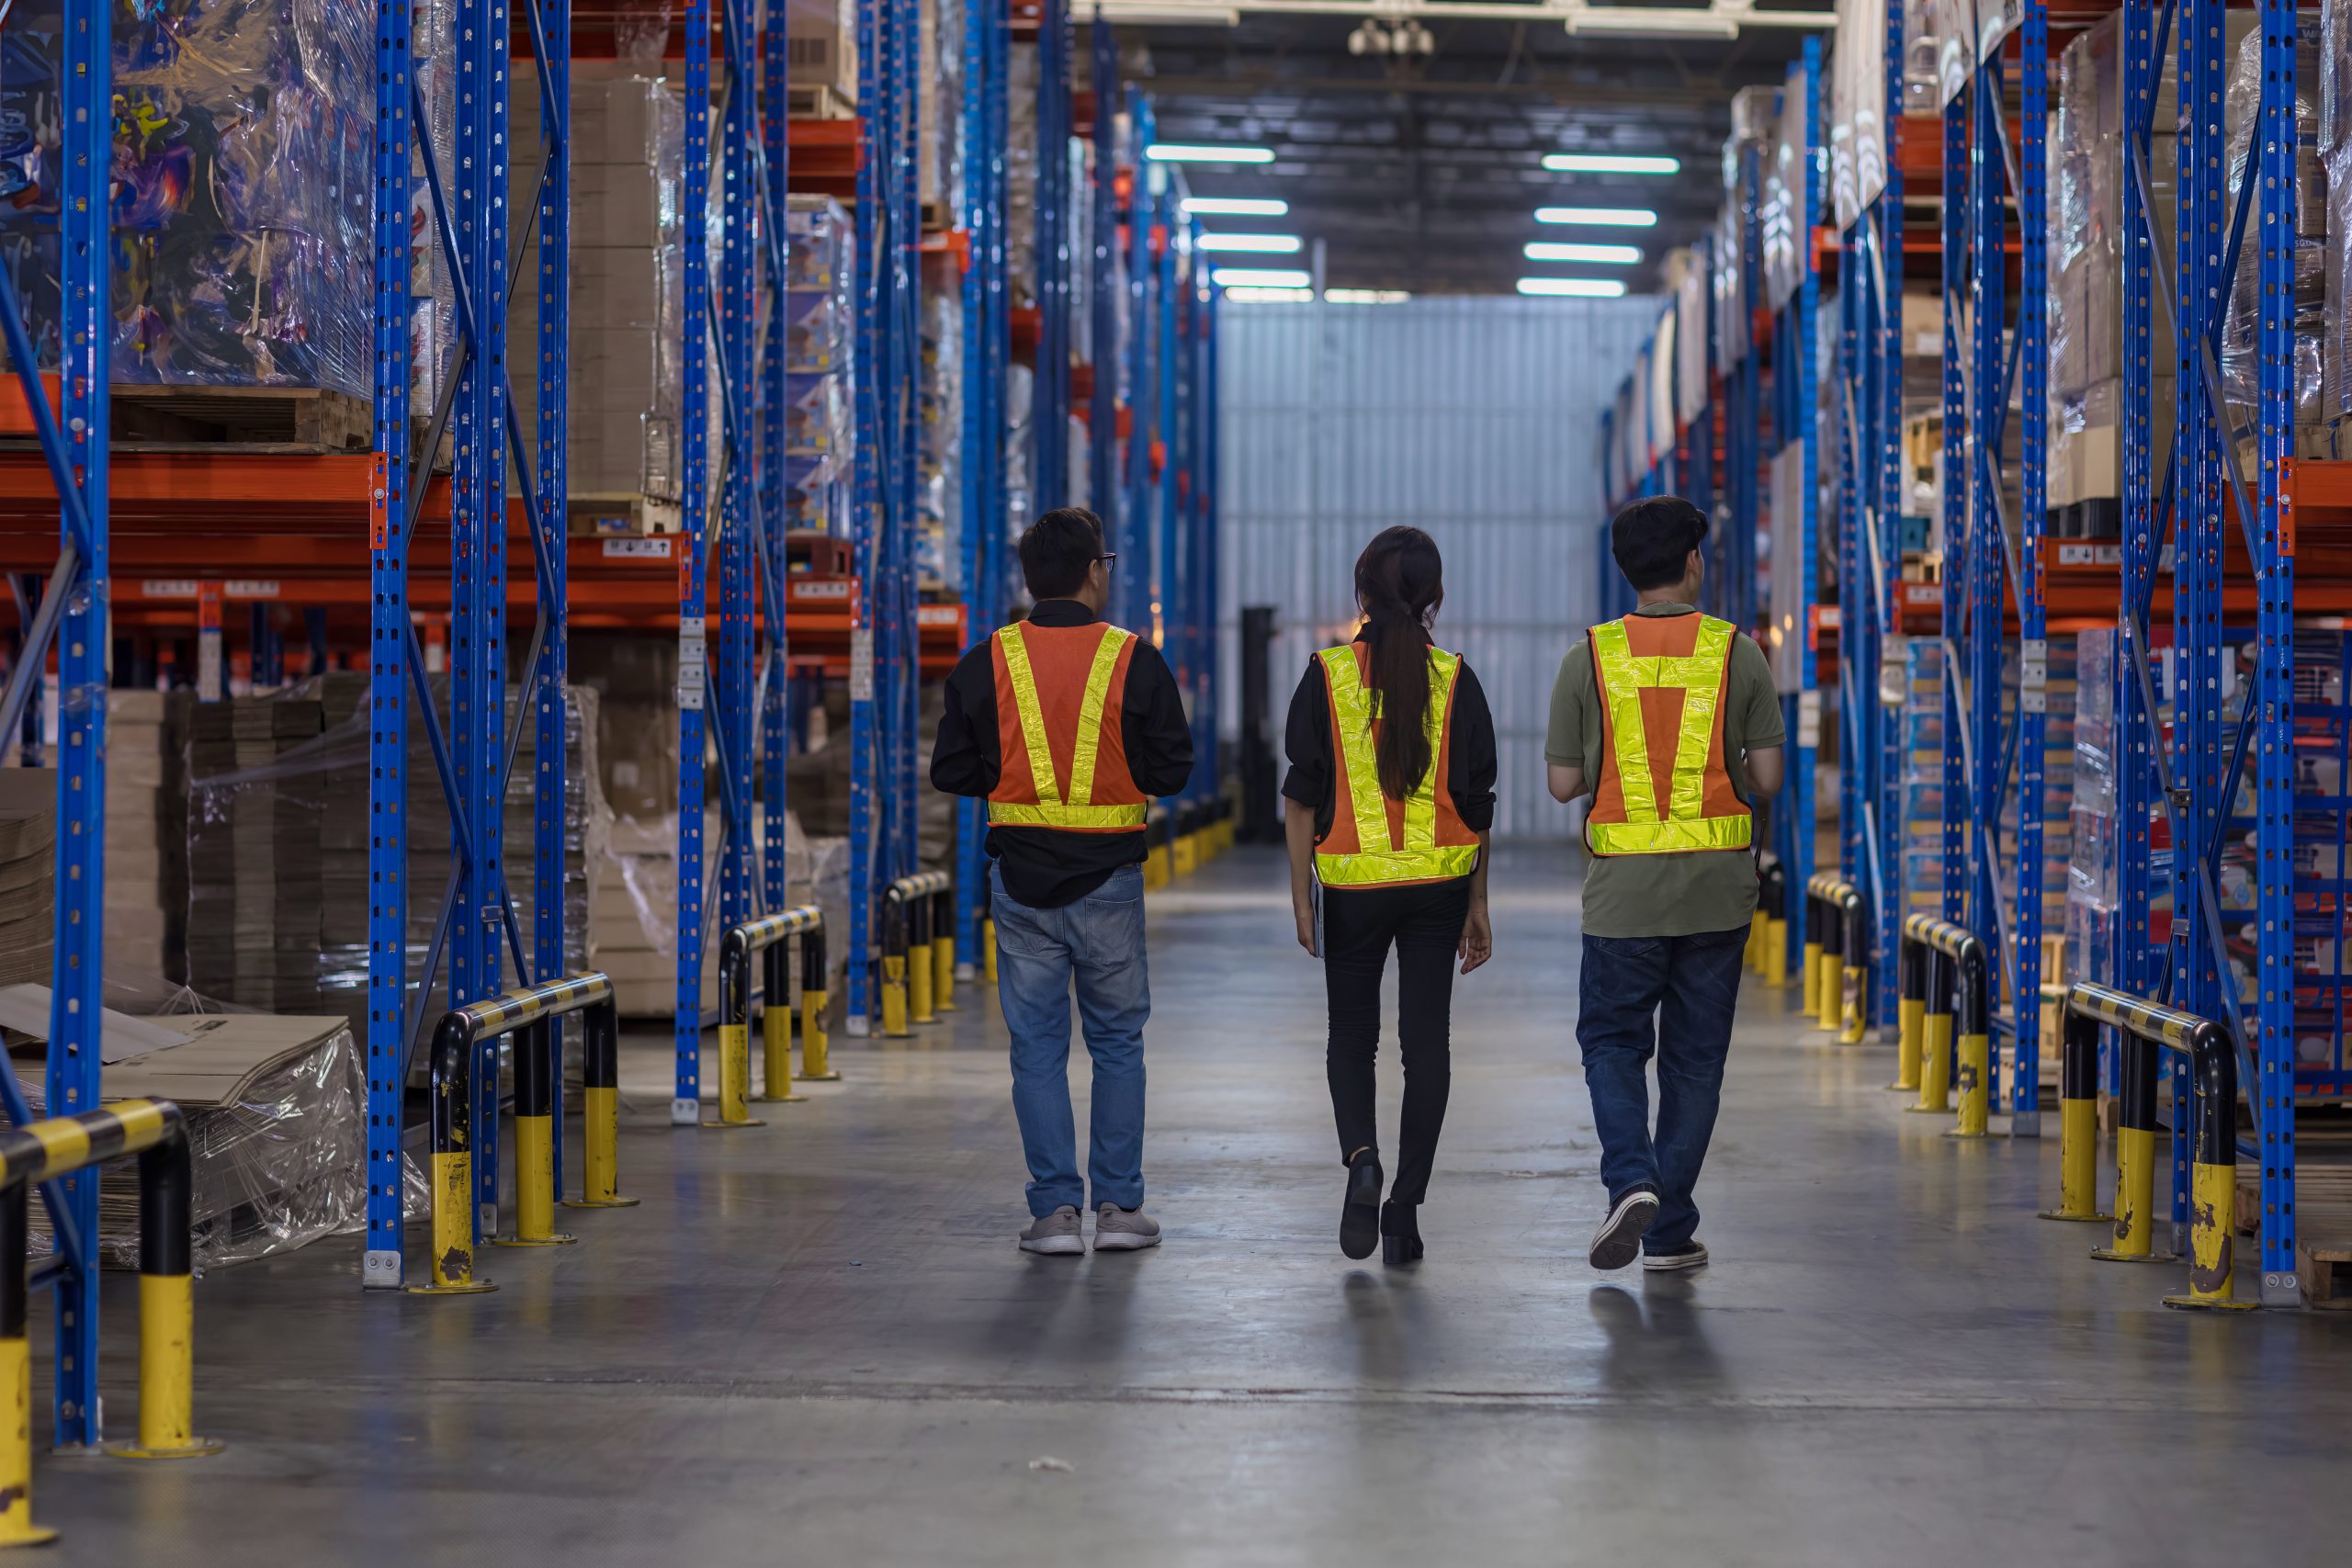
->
<box><xmin>1315</xmin><ymin>642</ymin><xmax>1481</xmax><ymax>887</ymax></box>
<box><xmin>988</xmin><ymin>621</ymin><xmax>1148</xmax><ymax>830</ymax></box>
<box><xmin>1584</xmin><ymin>612</ymin><xmax>1753</xmax><ymax>856</ymax></box>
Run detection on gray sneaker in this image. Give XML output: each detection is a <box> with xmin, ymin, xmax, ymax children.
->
<box><xmin>1093</xmin><ymin>1203</ymin><xmax>1162</xmax><ymax>1252</ymax></box>
<box><xmin>1020</xmin><ymin>1206</ymin><xmax>1085</xmax><ymax>1256</ymax></box>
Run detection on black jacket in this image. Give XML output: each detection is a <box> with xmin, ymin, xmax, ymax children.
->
<box><xmin>931</xmin><ymin>599</ymin><xmax>1196</xmax><ymax>908</ymax></box>
<box><xmin>1281</xmin><ymin>634</ymin><xmax>1499</xmax><ymax>842</ymax></box>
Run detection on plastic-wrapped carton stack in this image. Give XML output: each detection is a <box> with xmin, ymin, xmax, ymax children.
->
<box><xmin>1897</xmin><ymin>636</ymin><xmax>1947</xmax><ymax>919</ymax></box>
<box><xmin>2064</xmin><ymin>628</ymin><xmax>2118</xmax><ymax>985</ymax></box>
<box><xmin>787</xmin><ymin>195</ymin><xmax>855</xmax><ymax>535</ymax></box>
<box><xmin>2000</xmin><ymin>640</ymin><xmax>2076</xmax><ymax>944</ymax></box>
<box><xmin>2221</xmin><ymin>16</ymin><xmax>2329</xmax><ymax>468</ymax></box>
<box><xmin>2321</xmin><ymin>0</ymin><xmax>2352</xmax><ymax>440</ymax></box>
<box><xmin>0</xmin><ymin>771</ymin><xmax>53</xmax><ymax>989</ymax></box>
<box><xmin>510</xmin><ymin>74</ymin><xmax>686</xmax><ymax>530</ymax></box>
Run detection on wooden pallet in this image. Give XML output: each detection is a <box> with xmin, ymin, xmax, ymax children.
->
<box><xmin>107</xmin><ymin>385</ymin><xmax>372</xmax><ymax>452</ymax></box>
<box><xmin>2235</xmin><ymin>1164</ymin><xmax>2352</xmax><ymax>1305</ymax></box>
<box><xmin>2302</xmin><ymin>1242</ymin><xmax>2352</xmax><ymax>1309</ymax></box>
<box><xmin>787</xmin><ymin>83</ymin><xmax>854</xmax><ymax>120</ymax></box>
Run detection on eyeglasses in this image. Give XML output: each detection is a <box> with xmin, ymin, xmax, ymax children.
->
<box><xmin>1095</xmin><ymin>553</ymin><xmax>1118</xmax><ymax>570</ymax></box>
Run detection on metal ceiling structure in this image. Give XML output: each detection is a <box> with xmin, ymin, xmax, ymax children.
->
<box><xmin>1112</xmin><ymin>10</ymin><xmax>1818</xmax><ymax>294</ymax></box>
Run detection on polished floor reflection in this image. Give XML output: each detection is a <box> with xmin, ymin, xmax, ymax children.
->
<box><xmin>36</xmin><ymin>845</ymin><xmax>2352</xmax><ymax>1564</ymax></box>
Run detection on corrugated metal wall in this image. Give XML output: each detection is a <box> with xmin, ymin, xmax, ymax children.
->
<box><xmin>1218</xmin><ymin>296</ymin><xmax>1659</xmax><ymax>838</ymax></box>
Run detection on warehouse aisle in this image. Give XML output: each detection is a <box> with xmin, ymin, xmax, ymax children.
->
<box><xmin>40</xmin><ymin>845</ymin><xmax>2352</xmax><ymax>1565</ymax></box>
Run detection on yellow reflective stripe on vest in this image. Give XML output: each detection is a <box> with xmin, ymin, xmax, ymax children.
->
<box><xmin>1589</xmin><ymin>615</ymin><xmax>1750</xmax><ymax>855</ymax></box>
<box><xmin>990</xmin><ymin>625</ymin><xmax>1147</xmax><ymax>829</ymax></box>
<box><xmin>996</xmin><ymin>626</ymin><xmax>1063</xmax><ymax>806</ymax></box>
<box><xmin>1316</xmin><ymin>644</ymin><xmax>1476</xmax><ymax>886</ymax></box>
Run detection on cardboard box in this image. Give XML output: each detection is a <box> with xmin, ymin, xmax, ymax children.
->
<box><xmin>788</xmin><ymin>0</ymin><xmax>857</xmax><ymax>97</ymax></box>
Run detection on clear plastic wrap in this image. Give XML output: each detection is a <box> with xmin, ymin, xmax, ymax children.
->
<box><xmin>2325</xmin><ymin>0</ymin><xmax>2352</xmax><ymax>423</ymax></box>
<box><xmin>1759</xmin><ymin>68</ymin><xmax>1804</xmax><ymax>312</ymax></box>
<box><xmin>9</xmin><ymin>969</ymin><xmax>418</xmax><ymax>1272</ymax></box>
<box><xmin>1829</xmin><ymin>0</ymin><xmax>1887</xmax><ymax>231</ymax></box>
<box><xmin>1712</xmin><ymin>201</ymin><xmax>1748</xmax><ymax>367</ymax></box>
<box><xmin>0</xmin><ymin>0</ymin><xmax>375</xmax><ymax>395</ymax></box>
<box><xmin>786</xmin><ymin>194</ymin><xmax>855</xmax><ymax>535</ymax></box>
<box><xmin>1674</xmin><ymin>250</ymin><xmax>1707</xmax><ymax>427</ymax></box>
<box><xmin>181</xmin><ymin>679</ymin><xmax>605</xmax><ymax>1041</ymax></box>
<box><xmin>2220</xmin><ymin>17</ymin><xmax>2326</xmax><ymax>444</ymax></box>
<box><xmin>1900</xmin><ymin>0</ymin><xmax>1941</xmax><ymax>118</ymax></box>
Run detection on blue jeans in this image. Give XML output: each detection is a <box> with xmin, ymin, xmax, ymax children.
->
<box><xmin>1575</xmin><ymin>927</ymin><xmax>1747</xmax><ymax>1252</ymax></box>
<box><xmin>992</xmin><ymin>863</ymin><xmax>1149</xmax><ymax>1216</ymax></box>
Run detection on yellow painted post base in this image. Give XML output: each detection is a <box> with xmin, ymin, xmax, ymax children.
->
<box><xmin>983</xmin><ymin>920</ymin><xmax>999</xmax><ymax>984</ymax></box>
<box><xmin>2164</xmin><ymin>1161</ymin><xmax>2257</xmax><ymax>1310</ymax></box>
<box><xmin>1838</xmin><ymin>964</ymin><xmax>1865</xmax><ymax>1043</ymax></box>
<box><xmin>2090</xmin><ymin>1126</ymin><xmax>2175</xmax><ymax>1262</ymax></box>
<box><xmin>566</xmin><ymin>1085</ymin><xmax>640</xmax><ymax>1207</ymax></box>
<box><xmin>1764</xmin><ymin>919</ymin><xmax>1788</xmax><ymax>987</ymax></box>
<box><xmin>799</xmin><ymin>989</ymin><xmax>839</xmax><ymax>1080</ymax></box>
<box><xmin>933</xmin><ymin>938</ymin><xmax>956</xmax><ymax>1012</ymax></box>
<box><xmin>704</xmin><ymin>1023</ymin><xmax>768</xmax><ymax>1128</ymax></box>
<box><xmin>1944</xmin><ymin>1032</ymin><xmax>1996</xmax><ymax>1140</ymax></box>
<box><xmin>2037</xmin><ymin>1098</ymin><xmax>2108</xmax><ymax>1222</ymax></box>
<box><xmin>1173</xmin><ymin>835</ymin><xmax>1199</xmax><ymax>877</ymax></box>
<box><xmin>496</xmin><ymin>1115</ymin><xmax>578</xmax><ymax>1245</ymax></box>
<box><xmin>0</xmin><ymin>1337</ymin><xmax>55</xmax><ymax>1547</ymax></box>
<box><xmin>1889</xmin><ymin>997</ymin><xmax>1925</xmax><ymax>1091</ymax></box>
<box><xmin>108</xmin><ymin>1285</ymin><xmax>223</xmax><ymax>1456</ymax></box>
<box><xmin>1802</xmin><ymin>942</ymin><xmax>1824</xmax><ymax>1018</ymax></box>
<box><xmin>910</xmin><ymin>947</ymin><xmax>936</xmax><ymax>1025</ymax></box>
<box><xmin>1745</xmin><ymin>912</ymin><xmax>1764</xmax><ymax>973</ymax></box>
<box><xmin>754</xmin><ymin>1009</ymin><xmax>804</xmax><ymax>1102</ymax></box>
<box><xmin>881</xmin><ymin>957</ymin><xmax>910</xmax><ymax>1039</ymax></box>
<box><xmin>1906</xmin><ymin>1016</ymin><xmax>1954</xmax><ymax>1113</ymax></box>
<box><xmin>1146</xmin><ymin>845</ymin><xmax>1172</xmax><ymax>890</ymax></box>
<box><xmin>410</xmin><ymin>1151</ymin><xmax>497</xmax><ymax>1292</ymax></box>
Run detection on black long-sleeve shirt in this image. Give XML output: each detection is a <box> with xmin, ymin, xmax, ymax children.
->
<box><xmin>932</xmin><ymin>599</ymin><xmax>1196</xmax><ymax>908</ymax></box>
<box><xmin>1281</xmin><ymin>637</ymin><xmax>1499</xmax><ymax>841</ymax></box>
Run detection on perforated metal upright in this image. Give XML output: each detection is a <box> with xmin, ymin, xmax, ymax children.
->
<box><xmin>1938</xmin><ymin>70</ymin><xmax>1967</xmax><ymax>942</ymax></box>
<box><xmin>1962</xmin><ymin>38</ymin><xmax>2006</xmax><ymax>1106</ymax></box>
<box><xmin>1124</xmin><ymin>96</ymin><xmax>1159</xmax><ymax>635</ymax></box>
<box><xmin>761</xmin><ymin>0</ymin><xmax>793</xmax><ymax>920</ymax></box>
<box><xmin>1035</xmin><ymin>0</ymin><xmax>1072</xmax><ymax>512</ymax></box>
<box><xmin>956</xmin><ymin>0</ymin><xmax>1012</xmax><ymax>971</ymax></box>
<box><xmin>2010</xmin><ymin>0</ymin><xmax>2051</xmax><ymax>1129</ymax></box>
<box><xmin>363</xmin><ymin>0</ymin><xmax>574</xmax><ymax>1278</ymax></box>
<box><xmin>1090</xmin><ymin>18</ymin><xmax>1121</xmax><ymax>527</ymax></box>
<box><xmin>673</xmin><ymin>0</ymin><xmax>717</xmax><ymax>1105</ymax></box>
<box><xmin>1771</xmin><ymin>39</ymin><xmax>1823</xmax><ymax>979</ymax></box>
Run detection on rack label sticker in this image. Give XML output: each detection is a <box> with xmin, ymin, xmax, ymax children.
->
<box><xmin>791</xmin><ymin>578</ymin><xmax>853</xmax><ymax>601</ymax></box>
<box><xmin>850</xmin><ymin>626</ymin><xmax>874</xmax><ymax>702</ymax></box>
<box><xmin>139</xmin><ymin>581</ymin><xmax>198</xmax><ymax>599</ymax></box>
<box><xmin>916</xmin><ymin>604</ymin><xmax>961</xmax><ymax>627</ymax></box>
<box><xmin>2020</xmin><ymin>637</ymin><xmax>2048</xmax><ymax>714</ymax></box>
<box><xmin>678</xmin><ymin>615</ymin><xmax>707</xmax><ymax>712</ymax></box>
<box><xmin>602</xmin><ymin>537</ymin><xmax>672</xmax><ymax>559</ymax></box>
<box><xmin>1797</xmin><ymin>689</ymin><xmax>1822</xmax><ymax>748</ymax></box>
<box><xmin>224</xmin><ymin>581</ymin><xmax>279</xmax><ymax>600</ymax></box>
<box><xmin>2055</xmin><ymin>543</ymin><xmax>2121</xmax><ymax>567</ymax></box>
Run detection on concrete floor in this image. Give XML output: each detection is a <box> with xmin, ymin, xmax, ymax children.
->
<box><xmin>29</xmin><ymin>844</ymin><xmax>2352</xmax><ymax>1564</ymax></box>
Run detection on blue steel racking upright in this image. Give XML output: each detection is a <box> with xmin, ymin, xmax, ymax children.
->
<box><xmin>0</xmin><ymin>0</ymin><xmax>113</xmax><ymax>1444</ymax></box>
<box><xmin>956</xmin><ymin>0</ymin><xmax>1014</xmax><ymax>971</ymax></box>
<box><xmin>672</xmin><ymin>0</ymin><xmax>801</xmax><ymax>1099</ymax></box>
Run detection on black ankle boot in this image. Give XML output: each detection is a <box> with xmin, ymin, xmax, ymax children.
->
<box><xmin>1340</xmin><ymin>1151</ymin><xmax>1384</xmax><ymax>1259</ymax></box>
<box><xmin>1380</xmin><ymin>1200</ymin><xmax>1423</xmax><ymax>1264</ymax></box>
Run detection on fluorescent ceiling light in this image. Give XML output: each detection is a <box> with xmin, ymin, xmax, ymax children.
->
<box><xmin>1213</xmin><ymin>267</ymin><xmax>1314</xmax><ymax>288</ymax></box>
<box><xmin>1535</xmin><ymin>206</ymin><xmax>1657</xmax><ymax>228</ymax></box>
<box><xmin>1542</xmin><ymin>152</ymin><xmax>1680</xmax><ymax>175</ymax></box>
<box><xmin>1327</xmin><ymin>288</ymin><xmax>1410</xmax><ymax>304</ymax></box>
<box><xmin>1090</xmin><ymin>2</ymin><xmax>1240</xmax><ymax>23</ymax></box>
<box><xmin>1518</xmin><ymin>276</ymin><xmax>1627</xmax><ymax>298</ymax></box>
<box><xmin>1148</xmin><ymin>143</ymin><xmax>1275</xmax><ymax>164</ymax></box>
<box><xmin>1564</xmin><ymin>6</ymin><xmax>1737</xmax><ymax>39</ymax></box>
<box><xmin>1524</xmin><ymin>241</ymin><xmax>1643</xmax><ymax>265</ymax></box>
<box><xmin>1197</xmin><ymin>232</ymin><xmax>1303</xmax><ymax>254</ymax></box>
<box><xmin>1182</xmin><ymin>196</ymin><xmax>1290</xmax><ymax>217</ymax></box>
<box><xmin>1222</xmin><ymin>286</ymin><xmax>1316</xmax><ymax>302</ymax></box>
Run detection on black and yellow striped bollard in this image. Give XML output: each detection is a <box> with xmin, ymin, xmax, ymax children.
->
<box><xmin>1890</xmin><ymin>936</ymin><xmax>1926</xmax><ymax>1093</ymax></box>
<box><xmin>2037</xmin><ymin>1003</ymin><xmax>2107</xmax><ymax>1223</ymax></box>
<box><xmin>1906</xmin><ymin>941</ymin><xmax>1954</xmax><ymax>1116</ymax></box>
<box><xmin>0</xmin><ymin>1098</ymin><xmax>220</xmax><ymax>1546</ymax></box>
<box><xmin>2088</xmin><ymin>1019</ymin><xmax>2174</xmax><ymax>1266</ymax></box>
<box><xmin>498</xmin><ymin>1017</ymin><xmax>579</xmax><ymax>1244</ymax></box>
<box><xmin>567</xmin><ymin>993</ymin><xmax>638</xmax><ymax>1207</ymax></box>
<box><xmin>710</xmin><ymin>924</ymin><xmax>770</xmax><ymax>1127</ymax></box>
<box><xmin>908</xmin><ymin>887</ymin><xmax>936</xmax><ymax>1026</ymax></box>
<box><xmin>931</xmin><ymin>888</ymin><xmax>957</xmax><ymax>1013</ymax></box>
<box><xmin>413</xmin><ymin>1013</ymin><xmax>501</xmax><ymax>1293</ymax></box>
<box><xmin>799</xmin><ymin>918</ymin><xmax>837</xmax><ymax>1080</ymax></box>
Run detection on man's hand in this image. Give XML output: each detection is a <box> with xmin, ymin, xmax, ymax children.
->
<box><xmin>1295</xmin><ymin>897</ymin><xmax>1317</xmax><ymax>955</ymax></box>
<box><xmin>1458</xmin><ymin>898</ymin><xmax>1492</xmax><ymax>976</ymax></box>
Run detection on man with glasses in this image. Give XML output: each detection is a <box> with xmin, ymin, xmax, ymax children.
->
<box><xmin>933</xmin><ymin>506</ymin><xmax>1195</xmax><ymax>1254</ymax></box>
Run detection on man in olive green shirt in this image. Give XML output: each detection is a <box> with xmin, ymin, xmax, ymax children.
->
<box><xmin>1546</xmin><ymin>496</ymin><xmax>1784</xmax><ymax>1275</ymax></box>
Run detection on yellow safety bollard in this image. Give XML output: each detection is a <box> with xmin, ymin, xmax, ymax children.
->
<box><xmin>2092</xmin><ymin>1030</ymin><xmax>2175</xmax><ymax>1264</ymax></box>
<box><xmin>105</xmin><ymin>1107</ymin><xmax>222</xmax><ymax>1461</ymax></box>
<box><xmin>983</xmin><ymin>917</ymin><xmax>999</xmax><ymax>984</ymax></box>
<box><xmin>797</xmin><ymin>919</ymin><xmax>839</xmax><ymax>1080</ymax></box>
<box><xmin>569</xmin><ymin>998</ymin><xmax>638</xmax><ymax>1206</ymax></box>
<box><xmin>0</xmin><ymin>1251</ymin><xmax>51</xmax><ymax>1541</ymax></box>
<box><xmin>411</xmin><ymin>1020</ymin><xmax>497</xmax><ymax>1293</ymax></box>
<box><xmin>1890</xmin><ymin>940</ymin><xmax>1925</xmax><ymax>1091</ymax></box>
<box><xmin>1907</xmin><ymin>948</ymin><xmax>1954</xmax><ymax>1115</ymax></box>
<box><xmin>2038</xmin><ymin>1006</ymin><xmax>2105</xmax><ymax>1222</ymax></box>
<box><xmin>2164</xmin><ymin>1010</ymin><xmax>2256</xmax><ymax>1309</ymax></box>
<box><xmin>1949</xmin><ymin>1027</ymin><xmax>1992</xmax><ymax>1139</ymax></box>
<box><xmin>1174</xmin><ymin>831</ymin><xmax>1198</xmax><ymax>878</ymax></box>
<box><xmin>500</xmin><ymin>1020</ymin><xmax>579</xmax><ymax>1242</ymax></box>
<box><xmin>1802</xmin><ymin>936</ymin><xmax>1824</xmax><ymax>1017</ymax></box>
<box><xmin>881</xmin><ymin>953</ymin><xmax>910</xmax><ymax>1038</ymax></box>
<box><xmin>1746</xmin><ymin>910</ymin><xmax>1765</xmax><ymax>973</ymax></box>
<box><xmin>933</xmin><ymin>892</ymin><xmax>958</xmax><ymax>1011</ymax></box>
<box><xmin>1764</xmin><ymin>916</ymin><xmax>1788</xmax><ymax>987</ymax></box>
<box><xmin>754</xmin><ymin>941</ymin><xmax>805</xmax><ymax>1103</ymax></box>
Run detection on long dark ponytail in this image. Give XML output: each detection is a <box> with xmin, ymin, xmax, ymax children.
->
<box><xmin>1352</xmin><ymin>525</ymin><xmax>1446</xmax><ymax>802</ymax></box>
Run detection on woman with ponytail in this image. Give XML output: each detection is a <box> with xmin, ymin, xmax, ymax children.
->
<box><xmin>1283</xmin><ymin>525</ymin><xmax>1498</xmax><ymax>1263</ymax></box>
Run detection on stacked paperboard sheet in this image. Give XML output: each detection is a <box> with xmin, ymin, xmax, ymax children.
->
<box><xmin>186</xmin><ymin>697</ymin><xmax>324</xmax><ymax>1010</ymax></box>
<box><xmin>0</xmin><ymin>771</ymin><xmax>53</xmax><ymax>989</ymax></box>
<box><xmin>105</xmin><ymin>691</ymin><xmax>188</xmax><ymax>979</ymax></box>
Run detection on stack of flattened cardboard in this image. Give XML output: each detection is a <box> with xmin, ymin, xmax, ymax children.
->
<box><xmin>0</xmin><ymin>770</ymin><xmax>53</xmax><ymax>988</ymax></box>
<box><xmin>105</xmin><ymin>691</ymin><xmax>189</xmax><ymax>980</ymax></box>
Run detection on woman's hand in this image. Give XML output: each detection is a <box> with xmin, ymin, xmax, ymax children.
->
<box><xmin>1295</xmin><ymin>897</ymin><xmax>1317</xmax><ymax>955</ymax></box>
<box><xmin>1458</xmin><ymin>898</ymin><xmax>1492</xmax><ymax>975</ymax></box>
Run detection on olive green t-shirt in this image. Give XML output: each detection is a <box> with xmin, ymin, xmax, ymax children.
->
<box><xmin>1544</xmin><ymin>604</ymin><xmax>1786</xmax><ymax>939</ymax></box>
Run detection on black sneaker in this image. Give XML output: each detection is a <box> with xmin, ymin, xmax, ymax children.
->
<box><xmin>1587</xmin><ymin>1188</ymin><xmax>1658</xmax><ymax>1270</ymax></box>
<box><xmin>1340</xmin><ymin>1152</ymin><xmax>1384</xmax><ymax>1260</ymax></box>
<box><xmin>1643</xmin><ymin>1240</ymin><xmax>1709</xmax><ymax>1272</ymax></box>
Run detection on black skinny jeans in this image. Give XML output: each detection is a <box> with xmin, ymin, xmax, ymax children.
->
<box><xmin>1322</xmin><ymin>875</ymin><xmax>1470</xmax><ymax>1205</ymax></box>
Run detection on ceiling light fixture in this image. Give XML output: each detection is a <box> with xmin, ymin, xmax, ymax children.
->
<box><xmin>1147</xmin><ymin>143</ymin><xmax>1275</xmax><ymax>164</ymax></box>
<box><xmin>1524</xmin><ymin>241</ymin><xmax>1643</xmax><ymax>265</ymax></box>
<box><xmin>1213</xmin><ymin>267</ymin><xmax>1315</xmax><ymax>288</ymax></box>
<box><xmin>1326</xmin><ymin>288</ymin><xmax>1411</xmax><ymax>304</ymax></box>
<box><xmin>1518</xmin><ymin>276</ymin><xmax>1628</xmax><ymax>298</ymax></box>
<box><xmin>1542</xmin><ymin>152</ymin><xmax>1680</xmax><ymax>175</ymax></box>
<box><xmin>1197</xmin><ymin>232</ymin><xmax>1304</xmax><ymax>254</ymax></box>
<box><xmin>1222</xmin><ymin>286</ymin><xmax>1317</xmax><ymax>302</ymax></box>
<box><xmin>1562</xmin><ymin>2</ymin><xmax>1738</xmax><ymax>39</ymax></box>
<box><xmin>1534</xmin><ymin>206</ymin><xmax>1657</xmax><ymax>228</ymax></box>
<box><xmin>1182</xmin><ymin>196</ymin><xmax>1290</xmax><ymax>217</ymax></box>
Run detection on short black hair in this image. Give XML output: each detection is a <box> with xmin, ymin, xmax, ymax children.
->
<box><xmin>1020</xmin><ymin>507</ymin><xmax>1104</xmax><ymax>600</ymax></box>
<box><xmin>1611</xmin><ymin>496</ymin><xmax>1710</xmax><ymax>592</ymax></box>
